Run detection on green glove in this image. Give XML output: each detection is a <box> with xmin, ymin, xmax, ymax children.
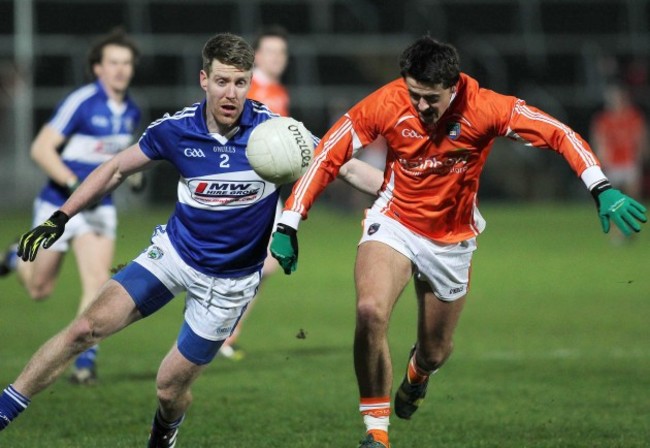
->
<box><xmin>17</xmin><ymin>210</ymin><xmax>69</xmax><ymax>262</ymax></box>
<box><xmin>270</xmin><ymin>224</ymin><xmax>299</xmax><ymax>275</ymax></box>
<box><xmin>592</xmin><ymin>182</ymin><xmax>647</xmax><ymax>236</ymax></box>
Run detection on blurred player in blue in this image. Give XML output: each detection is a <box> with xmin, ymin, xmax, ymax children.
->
<box><xmin>0</xmin><ymin>28</ymin><xmax>142</xmax><ymax>385</ymax></box>
<box><xmin>0</xmin><ymin>32</ymin><xmax>381</xmax><ymax>446</ymax></box>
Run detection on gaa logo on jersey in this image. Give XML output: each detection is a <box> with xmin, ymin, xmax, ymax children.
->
<box><xmin>147</xmin><ymin>246</ymin><xmax>164</xmax><ymax>260</ymax></box>
<box><xmin>447</xmin><ymin>122</ymin><xmax>461</xmax><ymax>140</ymax></box>
<box><xmin>189</xmin><ymin>179</ymin><xmax>265</xmax><ymax>206</ymax></box>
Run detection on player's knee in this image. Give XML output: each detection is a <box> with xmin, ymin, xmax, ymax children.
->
<box><xmin>66</xmin><ymin>317</ymin><xmax>98</xmax><ymax>350</ymax></box>
<box><xmin>25</xmin><ymin>281</ymin><xmax>54</xmax><ymax>301</ymax></box>
<box><xmin>356</xmin><ymin>298</ymin><xmax>390</xmax><ymax>330</ymax></box>
<box><xmin>418</xmin><ymin>341</ymin><xmax>454</xmax><ymax>371</ymax></box>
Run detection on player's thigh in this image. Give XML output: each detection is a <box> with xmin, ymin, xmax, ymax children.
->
<box><xmin>72</xmin><ymin>233</ymin><xmax>114</xmax><ymax>285</ymax></box>
<box><xmin>157</xmin><ymin>343</ymin><xmax>207</xmax><ymax>392</ymax></box>
<box><xmin>77</xmin><ymin>279</ymin><xmax>144</xmax><ymax>338</ymax></box>
<box><xmin>414</xmin><ymin>278</ymin><xmax>466</xmax><ymax>348</ymax></box>
<box><xmin>355</xmin><ymin>241</ymin><xmax>413</xmax><ymax>315</ymax></box>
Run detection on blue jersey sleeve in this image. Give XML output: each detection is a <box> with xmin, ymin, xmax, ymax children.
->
<box><xmin>138</xmin><ymin>119</ymin><xmax>179</xmax><ymax>161</ymax></box>
<box><xmin>49</xmin><ymin>94</ymin><xmax>87</xmax><ymax>137</ymax></box>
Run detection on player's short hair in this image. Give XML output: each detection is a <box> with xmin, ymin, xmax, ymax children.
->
<box><xmin>202</xmin><ymin>33</ymin><xmax>255</xmax><ymax>73</ymax></box>
<box><xmin>87</xmin><ymin>27</ymin><xmax>139</xmax><ymax>79</ymax></box>
<box><xmin>399</xmin><ymin>36</ymin><xmax>460</xmax><ymax>88</ymax></box>
<box><xmin>252</xmin><ymin>25</ymin><xmax>289</xmax><ymax>51</ymax></box>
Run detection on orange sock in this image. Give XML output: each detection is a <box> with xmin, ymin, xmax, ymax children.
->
<box><xmin>407</xmin><ymin>354</ymin><xmax>432</xmax><ymax>384</ymax></box>
<box><xmin>360</xmin><ymin>397</ymin><xmax>390</xmax><ymax>444</ymax></box>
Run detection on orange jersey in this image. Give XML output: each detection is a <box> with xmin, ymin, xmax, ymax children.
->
<box><xmin>248</xmin><ymin>69</ymin><xmax>290</xmax><ymax>117</ymax></box>
<box><xmin>591</xmin><ymin>106</ymin><xmax>646</xmax><ymax>168</ymax></box>
<box><xmin>286</xmin><ymin>73</ymin><xmax>601</xmax><ymax>243</ymax></box>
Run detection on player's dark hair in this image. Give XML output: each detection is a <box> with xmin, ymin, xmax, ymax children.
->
<box><xmin>399</xmin><ymin>36</ymin><xmax>460</xmax><ymax>88</ymax></box>
<box><xmin>252</xmin><ymin>25</ymin><xmax>289</xmax><ymax>51</ymax></box>
<box><xmin>87</xmin><ymin>27</ymin><xmax>139</xmax><ymax>79</ymax></box>
<box><xmin>202</xmin><ymin>33</ymin><xmax>255</xmax><ymax>73</ymax></box>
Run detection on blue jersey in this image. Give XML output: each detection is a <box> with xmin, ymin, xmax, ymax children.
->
<box><xmin>139</xmin><ymin>99</ymin><xmax>293</xmax><ymax>277</ymax></box>
<box><xmin>38</xmin><ymin>80</ymin><xmax>141</xmax><ymax>206</ymax></box>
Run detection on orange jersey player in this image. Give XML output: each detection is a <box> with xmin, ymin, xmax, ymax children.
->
<box><xmin>247</xmin><ymin>26</ymin><xmax>290</xmax><ymax>116</ymax></box>
<box><xmin>590</xmin><ymin>83</ymin><xmax>648</xmax><ymax>198</ymax></box>
<box><xmin>270</xmin><ymin>36</ymin><xmax>647</xmax><ymax>448</ymax></box>
<box><xmin>287</xmin><ymin>73</ymin><xmax>603</xmax><ymax>243</ymax></box>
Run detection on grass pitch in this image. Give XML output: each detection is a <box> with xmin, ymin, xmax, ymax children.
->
<box><xmin>0</xmin><ymin>203</ymin><xmax>648</xmax><ymax>447</ymax></box>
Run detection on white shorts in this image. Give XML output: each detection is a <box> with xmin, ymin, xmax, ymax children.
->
<box><xmin>33</xmin><ymin>198</ymin><xmax>117</xmax><ymax>252</ymax></box>
<box><xmin>130</xmin><ymin>226</ymin><xmax>261</xmax><ymax>343</ymax></box>
<box><xmin>359</xmin><ymin>209</ymin><xmax>477</xmax><ymax>301</ymax></box>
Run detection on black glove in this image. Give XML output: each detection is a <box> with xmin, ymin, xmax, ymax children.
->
<box><xmin>17</xmin><ymin>211</ymin><xmax>70</xmax><ymax>262</ymax></box>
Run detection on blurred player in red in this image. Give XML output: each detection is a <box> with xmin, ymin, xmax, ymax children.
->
<box><xmin>248</xmin><ymin>25</ymin><xmax>290</xmax><ymax>117</ymax></box>
<box><xmin>271</xmin><ymin>36</ymin><xmax>647</xmax><ymax>447</ymax></box>
<box><xmin>219</xmin><ymin>26</ymin><xmax>290</xmax><ymax>360</ymax></box>
<box><xmin>590</xmin><ymin>83</ymin><xmax>648</xmax><ymax>199</ymax></box>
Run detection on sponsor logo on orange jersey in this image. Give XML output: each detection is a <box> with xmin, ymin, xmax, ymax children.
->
<box><xmin>398</xmin><ymin>150</ymin><xmax>471</xmax><ymax>176</ymax></box>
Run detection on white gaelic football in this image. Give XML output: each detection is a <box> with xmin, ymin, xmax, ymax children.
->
<box><xmin>246</xmin><ymin>117</ymin><xmax>315</xmax><ymax>184</ymax></box>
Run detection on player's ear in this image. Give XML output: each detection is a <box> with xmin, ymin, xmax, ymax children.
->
<box><xmin>199</xmin><ymin>70</ymin><xmax>208</xmax><ymax>92</ymax></box>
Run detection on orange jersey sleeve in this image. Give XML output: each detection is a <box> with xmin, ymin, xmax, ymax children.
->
<box><xmin>286</xmin><ymin>74</ymin><xmax>602</xmax><ymax>243</ymax></box>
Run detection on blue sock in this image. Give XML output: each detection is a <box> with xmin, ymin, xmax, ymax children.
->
<box><xmin>154</xmin><ymin>408</ymin><xmax>185</xmax><ymax>430</ymax></box>
<box><xmin>0</xmin><ymin>385</ymin><xmax>31</xmax><ymax>430</ymax></box>
<box><xmin>74</xmin><ymin>345</ymin><xmax>99</xmax><ymax>370</ymax></box>
<box><xmin>6</xmin><ymin>246</ymin><xmax>17</xmax><ymax>271</ymax></box>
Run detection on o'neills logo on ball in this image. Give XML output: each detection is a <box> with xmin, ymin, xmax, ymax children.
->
<box><xmin>288</xmin><ymin>124</ymin><xmax>313</xmax><ymax>167</ymax></box>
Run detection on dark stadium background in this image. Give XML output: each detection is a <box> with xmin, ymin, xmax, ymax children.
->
<box><xmin>0</xmin><ymin>0</ymin><xmax>648</xmax><ymax>208</ymax></box>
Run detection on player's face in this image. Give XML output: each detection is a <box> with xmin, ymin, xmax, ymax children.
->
<box><xmin>404</xmin><ymin>76</ymin><xmax>456</xmax><ymax>127</ymax></box>
<box><xmin>254</xmin><ymin>37</ymin><xmax>288</xmax><ymax>80</ymax></box>
<box><xmin>200</xmin><ymin>60</ymin><xmax>252</xmax><ymax>134</ymax></box>
<box><xmin>94</xmin><ymin>44</ymin><xmax>135</xmax><ymax>95</ymax></box>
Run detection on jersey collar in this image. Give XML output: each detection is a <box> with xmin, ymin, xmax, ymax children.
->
<box><xmin>197</xmin><ymin>99</ymin><xmax>256</xmax><ymax>136</ymax></box>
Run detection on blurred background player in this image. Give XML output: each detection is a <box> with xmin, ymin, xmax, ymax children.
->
<box><xmin>271</xmin><ymin>36</ymin><xmax>647</xmax><ymax>448</ymax></box>
<box><xmin>590</xmin><ymin>83</ymin><xmax>648</xmax><ymax>200</ymax></box>
<box><xmin>0</xmin><ymin>28</ymin><xmax>142</xmax><ymax>385</ymax></box>
<box><xmin>248</xmin><ymin>25</ymin><xmax>290</xmax><ymax>116</ymax></box>
<box><xmin>219</xmin><ymin>25</ymin><xmax>291</xmax><ymax>360</ymax></box>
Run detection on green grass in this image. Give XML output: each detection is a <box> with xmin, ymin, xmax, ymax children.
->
<box><xmin>1</xmin><ymin>203</ymin><xmax>649</xmax><ymax>447</ymax></box>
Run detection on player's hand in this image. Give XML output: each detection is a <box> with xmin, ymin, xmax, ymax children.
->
<box><xmin>594</xmin><ymin>186</ymin><xmax>647</xmax><ymax>236</ymax></box>
<box><xmin>127</xmin><ymin>172</ymin><xmax>146</xmax><ymax>193</ymax></box>
<box><xmin>270</xmin><ymin>223</ymin><xmax>299</xmax><ymax>275</ymax></box>
<box><xmin>17</xmin><ymin>211</ymin><xmax>69</xmax><ymax>262</ymax></box>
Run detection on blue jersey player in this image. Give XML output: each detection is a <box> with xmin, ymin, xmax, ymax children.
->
<box><xmin>0</xmin><ymin>28</ymin><xmax>141</xmax><ymax>386</ymax></box>
<box><xmin>0</xmin><ymin>33</ymin><xmax>382</xmax><ymax>446</ymax></box>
